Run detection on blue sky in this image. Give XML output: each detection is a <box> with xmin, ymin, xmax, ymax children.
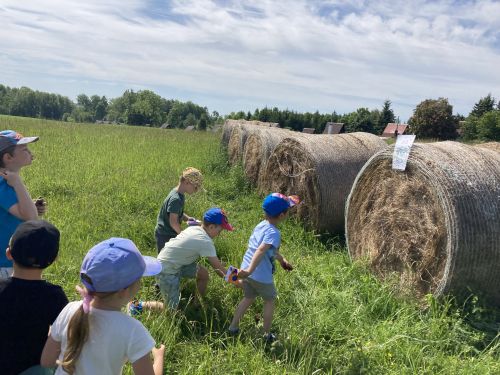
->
<box><xmin>1</xmin><ymin>0</ymin><xmax>499</xmax><ymax>121</ymax></box>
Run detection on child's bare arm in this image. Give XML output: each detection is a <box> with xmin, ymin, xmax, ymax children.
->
<box><xmin>40</xmin><ymin>334</ymin><xmax>61</xmax><ymax>367</ymax></box>
<box><xmin>238</xmin><ymin>243</ymin><xmax>272</xmax><ymax>278</ymax></box>
<box><xmin>276</xmin><ymin>251</ymin><xmax>293</xmax><ymax>271</ymax></box>
<box><xmin>168</xmin><ymin>213</ymin><xmax>182</xmax><ymax>234</ymax></box>
<box><xmin>207</xmin><ymin>256</ymin><xmax>226</xmax><ymax>278</ymax></box>
<box><xmin>2</xmin><ymin>171</ymin><xmax>37</xmax><ymax>220</ymax></box>
<box><xmin>132</xmin><ymin>345</ymin><xmax>165</xmax><ymax>375</ymax></box>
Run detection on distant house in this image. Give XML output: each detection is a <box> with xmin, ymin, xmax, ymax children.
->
<box><xmin>323</xmin><ymin>122</ymin><xmax>345</xmax><ymax>134</ymax></box>
<box><xmin>382</xmin><ymin>123</ymin><xmax>408</xmax><ymax>137</ymax></box>
<box><xmin>457</xmin><ymin>121</ymin><xmax>466</xmax><ymax>136</ymax></box>
<box><xmin>185</xmin><ymin>126</ymin><xmax>195</xmax><ymax>131</ymax></box>
<box><xmin>302</xmin><ymin>128</ymin><xmax>315</xmax><ymax>134</ymax></box>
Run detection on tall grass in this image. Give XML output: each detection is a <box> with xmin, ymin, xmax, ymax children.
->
<box><xmin>2</xmin><ymin>115</ymin><xmax>500</xmax><ymax>374</ymax></box>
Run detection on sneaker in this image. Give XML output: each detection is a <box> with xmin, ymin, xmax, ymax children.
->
<box><xmin>128</xmin><ymin>300</ymin><xmax>143</xmax><ymax>316</ymax></box>
<box><xmin>263</xmin><ymin>333</ymin><xmax>276</xmax><ymax>343</ymax></box>
<box><xmin>228</xmin><ymin>327</ymin><xmax>240</xmax><ymax>336</ymax></box>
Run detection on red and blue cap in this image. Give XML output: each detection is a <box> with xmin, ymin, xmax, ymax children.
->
<box><xmin>80</xmin><ymin>238</ymin><xmax>162</xmax><ymax>293</ymax></box>
<box><xmin>262</xmin><ymin>193</ymin><xmax>300</xmax><ymax>216</ymax></box>
<box><xmin>0</xmin><ymin>130</ymin><xmax>39</xmax><ymax>152</ymax></box>
<box><xmin>203</xmin><ymin>208</ymin><xmax>234</xmax><ymax>231</ymax></box>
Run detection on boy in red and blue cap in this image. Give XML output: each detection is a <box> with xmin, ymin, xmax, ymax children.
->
<box><xmin>156</xmin><ymin>207</ymin><xmax>233</xmax><ymax>309</ymax></box>
<box><xmin>0</xmin><ymin>130</ymin><xmax>46</xmax><ymax>279</ymax></box>
<box><xmin>229</xmin><ymin>193</ymin><xmax>299</xmax><ymax>342</ymax></box>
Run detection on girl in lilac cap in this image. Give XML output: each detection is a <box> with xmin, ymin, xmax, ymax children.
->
<box><xmin>41</xmin><ymin>238</ymin><xmax>165</xmax><ymax>375</ymax></box>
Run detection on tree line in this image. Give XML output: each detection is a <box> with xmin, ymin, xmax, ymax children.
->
<box><xmin>0</xmin><ymin>84</ymin><xmax>220</xmax><ymax>129</ymax></box>
<box><xmin>0</xmin><ymin>83</ymin><xmax>498</xmax><ymax>141</ymax></box>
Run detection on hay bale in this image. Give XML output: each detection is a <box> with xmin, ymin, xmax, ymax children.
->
<box><xmin>262</xmin><ymin>132</ymin><xmax>387</xmax><ymax>233</ymax></box>
<box><xmin>242</xmin><ymin>127</ymin><xmax>291</xmax><ymax>186</ymax></box>
<box><xmin>346</xmin><ymin>142</ymin><xmax>500</xmax><ymax>303</ymax></box>
<box><xmin>222</xmin><ymin>119</ymin><xmax>240</xmax><ymax>148</ymax></box>
<box><xmin>476</xmin><ymin>142</ymin><xmax>500</xmax><ymax>153</ymax></box>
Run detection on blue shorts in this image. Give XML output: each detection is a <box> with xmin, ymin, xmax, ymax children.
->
<box><xmin>156</xmin><ymin>263</ymin><xmax>198</xmax><ymax>308</ymax></box>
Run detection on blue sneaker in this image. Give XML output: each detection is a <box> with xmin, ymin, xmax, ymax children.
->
<box><xmin>128</xmin><ymin>300</ymin><xmax>143</xmax><ymax>316</ymax></box>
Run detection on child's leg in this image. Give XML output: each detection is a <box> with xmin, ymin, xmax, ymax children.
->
<box><xmin>196</xmin><ymin>265</ymin><xmax>209</xmax><ymax>297</ymax></box>
<box><xmin>230</xmin><ymin>297</ymin><xmax>255</xmax><ymax>331</ymax></box>
<box><xmin>262</xmin><ymin>299</ymin><xmax>276</xmax><ymax>334</ymax></box>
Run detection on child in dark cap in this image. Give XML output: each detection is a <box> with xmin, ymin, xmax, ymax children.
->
<box><xmin>0</xmin><ymin>220</ymin><xmax>68</xmax><ymax>375</ymax></box>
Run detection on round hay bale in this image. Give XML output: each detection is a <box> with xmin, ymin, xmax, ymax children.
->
<box><xmin>227</xmin><ymin>123</ymin><xmax>258</xmax><ymax>165</ymax></box>
<box><xmin>221</xmin><ymin>119</ymin><xmax>240</xmax><ymax>148</ymax></box>
<box><xmin>242</xmin><ymin>127</ymin><xmax>291</xmax><ymax>186</ymax></box>
<box><xmin>476</xmin><ymin>142</ymin><xmax>500</xmax><ymax>153</ymax></box>
<box><xmin>346</xmin><ymin>142</ymin><xmax>500</xmax><ymax>303</ymax></box>
<box><xmin>262</xmin><ymin>132</ymin><xmax>387</xmax><ymax>233</ymax></box>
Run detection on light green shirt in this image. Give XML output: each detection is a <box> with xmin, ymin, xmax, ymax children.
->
<box><xmin>158</xmin><ymin>226</ymin><xmax>217</xmax><ymax>275</ymax></box>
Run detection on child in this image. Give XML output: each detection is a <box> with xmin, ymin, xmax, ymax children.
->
<box><xmin>0</xmin><ymin>220</ymin><xmax>68</xmax><ymax>375</ymax></box>
<box><xmin>0</xmin><ymin>130</ymin><xmax>44</xmax><ymax>279</ymax></box>
<box><xmin>229</xmin><ymin>193</ymin><xmax>298</xmax><ymax>342</ymax></box>
<box><xmin>154</xmin><ymin>167</ymin><xmax>204</xmax><ymax>253</ymax></box>
<box><xmin>41</xmin><ymin>238</ymin><xmax>165</xmax><ymax>375</ymax></box>
<box><xmin>157</xmin><ymin>207</ymin><xmax>233</xmax><ymax>309</ymax></box>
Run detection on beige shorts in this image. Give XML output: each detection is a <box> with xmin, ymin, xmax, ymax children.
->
<box><xmin>242</xmin><ymin>278</ymin><xmax>277</xmax><ymax>301</ymax></box>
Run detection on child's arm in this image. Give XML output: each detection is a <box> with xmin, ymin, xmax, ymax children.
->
<box><xmin>276</xmin><ymin>251</ymin><xmax>293</xmax><ymax>271</ymax></box>
<box><xmin>40</xmin><ymin>334</ymin><xmax>61</xmax><ymax>367</ymax></box>
<box><xmin>168</xmin><ymin>213</ymin><xmax>182</xmax><ymax>234</ymax></box>
<box><xmin>1</xmin><ymin>170</ymin><xmax>38</xmax><ymax>220</ymax></box>
<box><xmin>132</xmin><ymin>345</ymin><xmax>165</xmax><ymax>375</ymax></box>
<box><xmin>207</xmin><ymin>256</ymin><xmax>227</xmax><ymax>278</ymax></box>
<box><xmin>238</xmin><ymin>243</ymin><xmax>273</xmax><ymax>278</ymax></box>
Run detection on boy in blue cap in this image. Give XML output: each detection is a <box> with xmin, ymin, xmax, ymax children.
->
<box><xmin>229</xmin><ymin>193</ymin><xmax>299</xmax><ymax>342</ymax></box>
<box><xmin>0</xmin><ymin>130</ymin><xmax>46</xmax><ymax>279</ymax></box>
<box><xmin>157</xmin><ymin>207</ymin><xmax>233</xmax><ymax>309</ymax></box>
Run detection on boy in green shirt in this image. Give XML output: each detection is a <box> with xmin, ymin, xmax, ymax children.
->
<box><xmin>155</xmin><ymin>167</ymin><xmax>203</xmax><ymax>253</ymax></box>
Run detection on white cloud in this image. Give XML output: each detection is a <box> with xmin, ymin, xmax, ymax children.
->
<box><xmin>0</xmin><ymin>0</ymin><xmax>499</xmax><ymax>119</ymax></box>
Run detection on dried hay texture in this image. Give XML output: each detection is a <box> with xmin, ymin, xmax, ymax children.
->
<box><xmin>346</xmin><ymin>142</ymin><xmax>500</xmax><ymax>303</ymax></box>
<box><xmin>262</xmin><ymin>132</ymin><xmax>387</xmax><ymax>233</ymax></box>
<box><xmin>476</xmin><ymin>142</ymin><xmax>500</xmax><ymax>153</ymax></box>
<box><xmin>221</xmin><ymin>120</ymin><xmax>239</xmax><ymax>148</ymax></box>
<box><xmin>222</xmin><ymin>119</ymin><xmax>280</xmax><ymax>148</ymax></box>
<box><xmin>242</xmin><ymin>127</ymin><xmax>292</xmax><ymax>186</ymax></box>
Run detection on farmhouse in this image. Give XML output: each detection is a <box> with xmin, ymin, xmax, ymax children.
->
<box><xmin>323</xmin><ymin>122</ymin><xmax>345</xmax><ymax>134</ymax></box>
<box><xmin>382</xmin><ymin>123</ymin><xmax>408</xmax><ymax>137</ymax></box>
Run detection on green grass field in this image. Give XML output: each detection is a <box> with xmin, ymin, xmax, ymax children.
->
<box><xmin>2</xmin><ymin>115</ymin><xmax>500</xmax><ymax>374</ymax></box>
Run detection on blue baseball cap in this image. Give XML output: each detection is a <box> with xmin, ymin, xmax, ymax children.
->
<box><xmin>203</xmin><ymin>208</ymin><xmax>234</xmax><ymax>231</ymax></box>
<box><xmin>262</xmin><ymin>193</ymin><xmax>300</xmax><ymax>216</ymax></box>
<box><xmin>0</xmin><ymin>130</ymin><xmax>39</xmax><ymax>152</ymax></box>
<box><xmin>80</xmin><ymin>238</ymin><xmax>162</xmax><ymax>292</ymax></box>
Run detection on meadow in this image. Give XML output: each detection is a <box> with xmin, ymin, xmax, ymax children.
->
<box><xmin>2</xmin><ymin>114</ymin><xmax>500</xmax><ymax>374</ymax></box>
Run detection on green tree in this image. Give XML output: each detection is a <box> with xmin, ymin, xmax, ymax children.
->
<box><xmin>461</xmin><ymin>116</ymin><xmax>479</xmax><ymax>140</ymax></box>
<box><xmin>376</xmin><ymin>100</ymin><xmax>395</xmax><ymax>135</ymax></box>
<box><xmin>408</xmin><ymin>98</ymin><xmax>458</xmax><ymax>140</ymax></box>
<box><xmin>470</xmin><ymin>94</ymin><xmax>496</xmax><ymax>118</ymax></box>
<box><xmin>476</xmin><ymin>111</ymin><xmax>500</xmax><ymax>141</ymax></box>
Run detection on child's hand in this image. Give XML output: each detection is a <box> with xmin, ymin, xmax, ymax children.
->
<box><xmin>233</xmin><ymin>279</ymin><xmax>243</xmax><ymax>288</ymax></box>
<box><xmin>237</xmin><ymin>269</ymin><xmax>250</xmax><ymax>279</ymax></box>
<box><xmin>280</xmin><ymin>259</ymin><xmax>293</xmax><ymax>271</ymax></box>
<box><xmin>0</xmin><ymin>170</ymin><xmax>22</xmax><ymax>188</ymax></box>
<box><xmin>34</xmin><ymin>197</ymin><xmax>47</xmax><ymax>216</ymax></box>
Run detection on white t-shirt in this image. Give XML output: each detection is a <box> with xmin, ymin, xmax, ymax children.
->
<box><xmin>51</xmin><ymin>301</ymin><xmax>155</xmax><ymax>375</ymax></box>
<box><xmin>158</xmin><ymin>225</ymin><xmax>217</xmax><ymax>275</ymax></box>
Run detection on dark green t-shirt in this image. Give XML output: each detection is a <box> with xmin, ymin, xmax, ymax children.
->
<box><xmin>156</xmin><ymin>188</ymin><xmax>185</xmax><ymax>236</ymax></box>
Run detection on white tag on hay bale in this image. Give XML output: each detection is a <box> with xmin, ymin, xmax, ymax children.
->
<box><xmin>392</xmin><ymin>135</ymin><xmax>416</xmax><ymax>171</ymax></box>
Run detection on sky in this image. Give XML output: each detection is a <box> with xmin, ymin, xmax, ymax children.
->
<box><xmin>1</xmin><ymin>0</ymin><xmax>499</xmax><ymax>121</ymax></box>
